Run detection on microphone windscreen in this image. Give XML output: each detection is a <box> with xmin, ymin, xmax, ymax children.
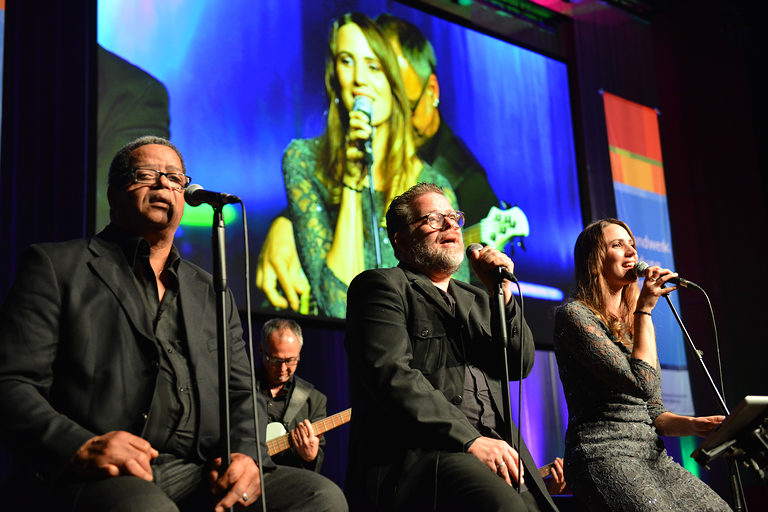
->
<box><xmin>184</xmin><ymin>183</ymin><xmax>204</xmax><ymax>207</ymax></box>
<box><xmin>352</xmin><ymin>95</ymin><xmax>373</xmax><ymax>121</ymax></box>
<box><xmin>633</xmin><ymin>261</ymin><xmax>649</xmax><ymax>277</ymax></box>
<box><xmin>466</xmin><ymin>243</ymin><xmax>483</xmax><ymax>258</ymax></box>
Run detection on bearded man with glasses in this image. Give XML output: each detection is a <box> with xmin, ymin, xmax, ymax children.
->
<box><xmin>344</xmin><ymin>183</ymin><xmax>558</xmax><ymax>512</ymax></box>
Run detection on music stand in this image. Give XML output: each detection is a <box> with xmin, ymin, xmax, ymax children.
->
<box><xmin>692</xmin><ymin>395</ymin><xmax>768</xmax><ymax>483</ymax></box>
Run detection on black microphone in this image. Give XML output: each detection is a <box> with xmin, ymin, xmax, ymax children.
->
<box><xmin>466</xmin><ymin>243</ymin><xmax>517</xmax><ymax>282</ymax></box>
<box><xmin>184</xmin><ymin>184</ymin><xmax>241</xmax><ymax>207</ymax></box>
<box><xmin>632</xmin><ymin>261</ymin><xmax>700</xmax><ymax>289</ymax></box>
<box><xmin>352</xmin><ymin>95</ymin><xmax>374</xmax><ymax>166</ymax></box>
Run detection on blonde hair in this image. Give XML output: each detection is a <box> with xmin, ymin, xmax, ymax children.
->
<box><xmin>319</xmin><ymin>12</ymin><xmax>420</xmax><ymax>211</ymax></box>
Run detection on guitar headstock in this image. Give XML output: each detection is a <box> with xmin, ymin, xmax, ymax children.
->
<box><xmin>465</xmin><ymin>205</ymin><xmax>530</xmax><ymax>252</ymax></box>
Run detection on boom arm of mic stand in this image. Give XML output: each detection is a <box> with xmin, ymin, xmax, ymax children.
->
<box><xmin>663</xmin><ymin>294</ymin><xmax>747</xmax><ymax>511</ymax></box>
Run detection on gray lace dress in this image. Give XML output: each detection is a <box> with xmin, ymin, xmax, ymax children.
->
<box><xmin>553</xmin><ymin>301</ymin><xmax>731</xmax><ymax>511</ymax></box>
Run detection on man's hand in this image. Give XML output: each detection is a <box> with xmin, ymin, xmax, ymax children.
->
<box><xmin>208</xmin><ymin>453</ymin><xmax>261</xmax><ymax>512</ymax></box>
<box><xmin>290</xmin><ymin>419</ymin><xmax>320</xmax><ymax>462</ymax></box>
<box><xmin>466</xmin><ymin>245</ymin><xmax>515</xmax><ymax>304</ymax></box>
<box><xmin>467</xmin><ymin>436</ymin><xmax>523</xmax><ymax>486</ymax></box>
<box><xmin>70</xmin><ymin>431</ymin><xmax>158</xmax><ymax>481</ymax></box>
<box><xmin>543</xmin><ymin>457</ymin><xmax>568</xmax><ymax>495</ymax></box>
<box><xmin>256</xmin><ymin>216</ymin><xmax>310</xmax><ymax>312</ymax></box>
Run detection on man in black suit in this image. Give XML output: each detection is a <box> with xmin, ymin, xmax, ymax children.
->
<box><xmin>344</xmin><ymin>183</ymin><xmax>557</xmax><ymax>511</ymax></box>
<box><xmin>257</xmin><ymin>318</ymin><xmax>327</xmax><ymax>472</ymax></box>
<box><xmin>0</xmin><ymin>136</ymin><xmax>346</xmax><ymax>511</ymax></box>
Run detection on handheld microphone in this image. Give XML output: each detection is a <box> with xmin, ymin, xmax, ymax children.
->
<box><xmin>184</xmin><ymin>184</ymin><xmax>241</xmax><ymax>207</ymax></box>
<box><xmin>632</xmin><ymin>261</ymin><xmax>700</xmax><ymax>289</ymax></box>
<box><xmin>466</xmin><ymin>243</ymin><xmax>517</xmax><ymax>282</ymax></box>
<box><xmin>352</xmin><ymin>95</ymin><xmax>374</xmax><ymax>166</ymax></box>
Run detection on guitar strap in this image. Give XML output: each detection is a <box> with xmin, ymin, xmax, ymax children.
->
<box><xmin>283</xmin><ymin>377</ymin><xmax>312</xmax><ymax>427</ymax></box>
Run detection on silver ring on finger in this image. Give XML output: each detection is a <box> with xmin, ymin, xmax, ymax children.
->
<box><xmin>242</xmin><ymin>492</ymin><xmax>248</xmax><ymax>502</ymax></box>
<box><xmin>496</xmin><ymin>462</ymin><xmax>506</xmax><ymax>469</ymax></box>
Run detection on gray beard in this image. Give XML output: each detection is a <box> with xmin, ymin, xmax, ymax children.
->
<box><xmin>410</xmin><ymin>239</ymin><xmax>464</xmax><ymax>276</ymax></box>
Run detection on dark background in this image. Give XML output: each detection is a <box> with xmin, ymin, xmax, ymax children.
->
<box><xmin>2</xmin><ymin>0</ymin><xmax>765</xmax><ymax>507</ymax></box>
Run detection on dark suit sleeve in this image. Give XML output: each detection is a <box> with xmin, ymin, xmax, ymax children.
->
<box><xmin>346</xmin><ymin>270</ymin><xmax>479</xmax><ymax>452</ymax></box>
<box><xmin>0</xmin><ymin>245</ymin><xmax>96</xmax><ymax>483</ymax></box>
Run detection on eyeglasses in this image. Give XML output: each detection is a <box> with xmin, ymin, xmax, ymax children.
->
<box><xmin>409</xmin><ymin>77</ymin><xmax>430</xmax><ymax>114</ymax></box>
<box><xmin>263</xmin><ymin>354</ymin><xmax>300</xmax><ymax>367</ymax></box>
<box><xmin>132</xmin><ymin>168</ymin><xmax>191</xmax><ymax>191</ymax></box>
<box><xmin>411</xmin><ymin>210</ymin><xmax>465</xmax><ymax>230</ymax></box>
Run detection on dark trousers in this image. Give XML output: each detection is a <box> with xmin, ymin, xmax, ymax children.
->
<box><xmin>394</xmin><ymin>452</ymin><xmax>544</xmax><ymax>512</ymax></box>
<box><xmin>44</xmin><ymin>463</ymin><xmax>347</xmax><ymax>512</ymax></box>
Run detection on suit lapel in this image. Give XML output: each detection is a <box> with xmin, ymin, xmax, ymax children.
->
<box><xmin>177</xmin><ymin>262</ymin><xmax>211</xmax><ymax>365</ymax></box>
<box><xmin>402</xmin><ymin>266</ymin><xmax>454</xmax><ymax>317</ymax></box>
<box><xmin>88</xmin><ymin>236</ymin><xmax>155</xmax><ymax>343</ymax></box>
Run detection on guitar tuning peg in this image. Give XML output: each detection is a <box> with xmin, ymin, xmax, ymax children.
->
<box><xmin>500</xmin><ymin>200</ymin><xmax>510</xmax><ymax>210</ymax></box>
<box><xmin>516</xmin><ymin>237</ymin><xmax>526</xmax><ymax>251</ymax></box>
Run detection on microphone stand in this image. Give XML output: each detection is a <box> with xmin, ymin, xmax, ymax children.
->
<box><xmin>491</xmin><ymin>270</ymin><xmax>522</xmax><ymax>492</ymax></box>
<box><xmin>211</xmin><ymin>204</ymin><xmax>233</xmax><ymax>512</ymax></box>
<box><xmin>364</xmin><ymin>130</ymin><xmax>382</xmax><ymax>268</ymax></box>
<box><xmin>663</xmin><ymin>294</ymin><xmax>745</xmax><ymax>511</ymax></box>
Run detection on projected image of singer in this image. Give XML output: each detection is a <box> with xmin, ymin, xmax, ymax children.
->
<box><xmin>375</xmin><ymin>13</ymin><xmax>499</xmax><ymax>225</ymax></box>
<box><xmin>0</xmin><ymin>136</ymin><xmax>346</xmax><ymax>511</ymax></box>
<box><xmin>553</xmin><ymin>219</ymin><xmax>731</xmax><ymax>511</ymax></box>
<box><xmin>281</xmin><ymin>12</ymin><xmax>466</xmax><ymax>318</ymax></box>
<box><xmin>344</xmin><ymin>182</ymin><xmax>557</xmax><ymax>511</ymax></box>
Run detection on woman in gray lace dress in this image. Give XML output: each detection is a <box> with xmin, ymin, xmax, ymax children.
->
<box><xmin>554</xmin><ymin>218</ymin><xmax>731</xmax><ymax>511</ymax></box>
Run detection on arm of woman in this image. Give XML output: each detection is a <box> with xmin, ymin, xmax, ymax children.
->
<box><xmin>555</xmin><ymin>302</ymin><xmax>660</xmax><ymax>399</ymax></box>
<box><xmin>653</xmin><ymin>411</ymin><xmax>725</xmax><ymax>437</ymax></box>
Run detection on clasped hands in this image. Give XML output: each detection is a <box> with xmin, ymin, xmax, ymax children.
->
<box><xmin>71</xmin><ymin>431</ymin><xmax>261</xmax><ymax>511</ymax></box>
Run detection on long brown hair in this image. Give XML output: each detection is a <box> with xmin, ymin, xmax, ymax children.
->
<box><xmin>320</xmin><ymin>12</ymin><xmax>419</xmax><ymax>210</ymax></box>
<box><xmin>573</xmin><ymin>218</ymin><xmax>639</xmax><ymax>341</ymax></box>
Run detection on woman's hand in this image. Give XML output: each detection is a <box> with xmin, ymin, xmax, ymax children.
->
<box><xmin>344</xmin><ymin>109</ymin><xmax>373</xmax><ymax>186</ymax></box>
<box><xmin>635</xmin><ymin>265</ymin><xmax>679</xmax><ymax>313</ymax></box>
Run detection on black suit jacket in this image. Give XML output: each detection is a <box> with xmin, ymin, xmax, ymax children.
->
<box><xmin>344</xmin><ymin>264</ymin><xmax>556</xmax><ymax>511</ymax></box>
<box><xmin>0</xmin><ymin>228</ymin><xmax>271</xmax><ymax>493</ymax></box>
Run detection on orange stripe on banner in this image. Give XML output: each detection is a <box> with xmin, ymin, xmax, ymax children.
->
<box><xmin>603</xmin><ymin>92</ymin><xmax>662</xmax><ymax>162</ymax></box>
<box><xmin>609</xmin><ymin>150</ymin><xmax>666</xmax><ymax>195</ymax></box>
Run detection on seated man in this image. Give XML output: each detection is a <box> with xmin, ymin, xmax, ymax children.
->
<box><xmin>344</xmin><ymin>183</ymin><xmax>558</xmax><ymax>512</ymax></box>
<box><xmin>0</xmin><ymin>136</ymin><xmax>346</xmax><ymax>512</ymax></box>
<box><xmin>257</xmin><ymin>318</ymin><xmax>327</xmax><ymax>472</ymax></box>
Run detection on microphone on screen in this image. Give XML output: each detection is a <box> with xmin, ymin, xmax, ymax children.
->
<box><xmin>352</xmin><ymin>95</ymin><xmax>374</xmax><ymax>167</ymax></box>
<box><xmin>466</xmin><ymin>243</ymin><xmax>517</xmax><ymax>282</ymax></box>
<box><xmin>632</xmin><ymin>261</ymin><xmax>700</xmax><ymax>290</ymax></box>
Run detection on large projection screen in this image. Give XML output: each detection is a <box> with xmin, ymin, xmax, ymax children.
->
<box><xmin>97</xmin><ymin>0</ymin><xmax>582</xmax><ymax>345</ymax></box>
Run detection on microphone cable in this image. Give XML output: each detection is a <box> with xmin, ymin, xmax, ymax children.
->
<box><xmin>238</xmin><ymin>200</ymin><xmax>268</xmax><ymax>512</ymax></box>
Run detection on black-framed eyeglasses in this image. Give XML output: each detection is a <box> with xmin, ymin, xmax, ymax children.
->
<box><xmin>263</xmin><ymin>354</ymin><xmax>300</xmax><ymax>367</ymax></box>
<box><xmin>409</xmin><ymin>77</ymin><xmax>431</xmax><ymax>114</ymax></box>
<box><xmin>411</xmin><ymin>210</ymin><xmax>465</xmax><ymax>230</ymax></box>
<box><xmin>132</xmin><ymin>168</ymin><xmax>191</xmax><ymax>191</ymax></box>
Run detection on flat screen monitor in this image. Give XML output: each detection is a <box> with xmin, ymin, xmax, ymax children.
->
<box><xmin>97</xmin><ymin>0</ymin><xmax>582</xmax><ymax>345</ymax></box>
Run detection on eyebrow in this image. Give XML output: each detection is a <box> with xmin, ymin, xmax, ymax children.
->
<box><xmin>134</xmin><ymin>164</ymin><xmax>184</xmax><ymax>173</ymax></box>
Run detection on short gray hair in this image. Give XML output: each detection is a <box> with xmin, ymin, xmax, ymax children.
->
<box><xmin>261</xmin><ymin>318</ymin><xmax>303</xmax><ymax>348</ymax></box>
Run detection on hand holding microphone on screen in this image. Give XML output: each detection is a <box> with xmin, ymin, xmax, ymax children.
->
<box><xmin>344</xmin><ymin>95</ymin><xmax>374</xmax><ymax>190</ymax></box>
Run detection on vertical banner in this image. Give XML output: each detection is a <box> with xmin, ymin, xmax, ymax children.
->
<box><xmin>602</xmin><ymin>91</ymin><xmax>694</xmax><ymax>417</ymax></box>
